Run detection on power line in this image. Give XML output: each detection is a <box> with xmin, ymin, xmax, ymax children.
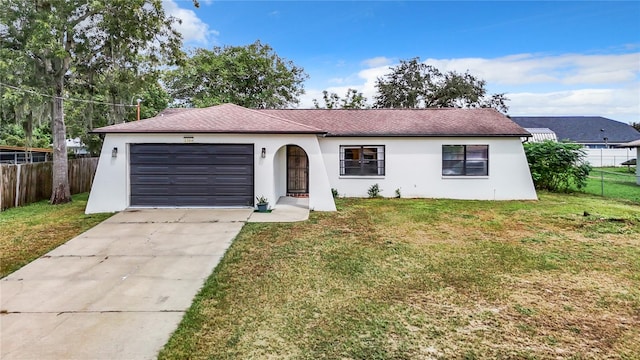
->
<box><xmin>0</xmin><ymin>82</ymin><xmax>138</xmax><ymax>107</ymax></box>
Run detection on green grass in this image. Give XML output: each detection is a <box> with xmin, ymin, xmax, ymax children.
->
<box><xmin>0</xmin><ymin>193</ymin><xmax>113</xmax><ymax>277</ymax></box>
<box><xmin>583</xmin><ymin>167</ymin><xmax>640</xmax><ymax>202</ymax></box>
<box><xmin>159</xmin><ymin>193</ymin><xmax>640</xmax><ymax>359</ymax></box>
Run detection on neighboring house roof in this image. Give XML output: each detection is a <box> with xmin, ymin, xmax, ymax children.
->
<box><xmin>510</xmin><ymin>116</ymin><xmax>640</xmax><ymax>144</ymax></box>
<box><xmin>523</xmin><ymin>128</ymin><xmax>557</xmax><ymax>142</ymax></box>
<box><xmin>93</xmin><ymin>103</ymin><xmax>529</xmax><ymax>137</ymax></box>
<box><xmin>93</xmin><ymin>103</ymin><xmax>325</xmax><ymax>134</ymax></box>
<box><xmin>617</xmin><ymin>139</ymin><xmax>640</xmax><ymax>148</ymax></box>
<box><xmin>0</xmin><ymin>145</ymin><xmax>53</xmax><ymax>153</ymax></box>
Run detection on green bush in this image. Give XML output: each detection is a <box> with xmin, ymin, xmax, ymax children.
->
<box><xmin>367</xmin><ymin>183</ymin><xmax>382</xmax><ymax>198</ymax></box>
<box><xmin>523</xmin><ymin>140</ymin><xmax>591</xmax><ymax>192</ymax></box>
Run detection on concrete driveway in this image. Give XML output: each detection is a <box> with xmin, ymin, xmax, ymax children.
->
<box><xmin>0</xmin><ymin>208</ymin><xmax>253</xmax><ymax>360</ymax></box>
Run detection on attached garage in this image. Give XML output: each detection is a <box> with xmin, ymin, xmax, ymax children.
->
<box><xmin>129</xmin><ymin>143</ymin><xmax>254</xmax><ymax>207</ymax></box>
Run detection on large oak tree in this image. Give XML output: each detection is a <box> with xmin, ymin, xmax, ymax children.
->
<box><xmin>373</xmin><ymin>58</ymin><xmax>509</xmax><ymax>113</ymax></box>
<box><xmin>165</xmin><ymin>41</ymin><xmax>308</xmax><ymax>109</ymax></box>
<box><xmin>1</xmin><ymin>0</ymin><xmax>185</xmax><ymax>204</ymax></box>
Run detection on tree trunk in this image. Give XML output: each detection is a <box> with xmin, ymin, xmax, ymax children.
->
<box><xmin>50</xmin><ymin>74</ymin><xmax>71</xmax><ymax>204</ymax></box>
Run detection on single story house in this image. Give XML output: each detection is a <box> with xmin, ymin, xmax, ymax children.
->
<box><xmin>511</xmin><ymin>117</ymin><xmax>640</xmax><ymax>167</ymax></box>
<box><xmin>85</xmin><ymin>104</ymin><xmax>537</xmax><ymax>214</ymax></box>
<box><xmin>510</xmin><ymin>116</ymin><xmax>640</xmax><ymax>148</ymax></box>
<box><xmin>66</xmin><ymin>137</ymin><xmax>89</xmax><ymax>156</ymax></box>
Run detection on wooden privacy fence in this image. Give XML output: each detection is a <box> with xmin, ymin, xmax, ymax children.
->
<box><xmin>0</xmin><ymin>158</ymin><xmax>99</xmax><ymax>211</ymax></box>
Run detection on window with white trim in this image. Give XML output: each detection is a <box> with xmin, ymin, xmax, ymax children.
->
<box><xmin>442</xmin><ymin>145</ymin><xmax>489</xmax><ymax>176</ymax></box>
<box><xmin>340</xmin><ymin>145</ymin><xmax>385</xmax><ymax>176</ymax></box>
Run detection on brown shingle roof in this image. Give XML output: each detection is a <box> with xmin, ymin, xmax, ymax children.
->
<box><xmin>93</xmin><ymin>103</ymin><xmax>324</xmax><ymax>134</ymax></box>
<box><xmin>260</xmin><ymin>108</ymin><xmax>529</xmax><ymax>137</ymax></box>
<box><xmin>93</xmin><ymin>104</ymin><xmax>529</xmax><ymax>137</ymax></box>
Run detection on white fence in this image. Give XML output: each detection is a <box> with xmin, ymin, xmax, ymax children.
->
<box><xmin>585</xmin><ymin>148</ymin><xmax>635</xmax><ymax>167</ymax></box>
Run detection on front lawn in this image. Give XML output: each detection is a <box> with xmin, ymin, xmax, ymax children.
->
<box><xmin>160</xmin><ymin>193</ymin><xmax>640</xmax><ymax>359</ymax></box>
<box><xmin>0</xmin><ymin>193</ymin><xmax>113</xmax><ymax>277</ymax></box>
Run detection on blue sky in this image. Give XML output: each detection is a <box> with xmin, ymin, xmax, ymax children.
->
<box><xmin>164</xmin><ymin>0</ymin><xmax>640</xmax><ymax>123</ymax></box>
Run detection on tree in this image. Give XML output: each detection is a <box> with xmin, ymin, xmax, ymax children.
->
<box><xmin>373</xmin><ymin>57</ymin><xmax>508</xmax><ymax>113</ymax></box>
<box><xmin>313</xmin><ymin>88</ymin><xmax>369</xmax><ymax>109</ymax></box>
<box><xmin>165</xmin><ymin>41</ymin><xmax>308</xmax><ymax>109</ymax></box>
<box><xmin>523</xmin><ymin>140</ymin><xmax>591</xmax><ymax>192</ymax></box>
<box><xmin>0</xmin><ymin>36</ymin><xmax>52</xmax><ymax>152</ymax></box>
<box><xmin>1</xmin><ymin>0</ymin><xmax>185</xmax><ymax>204</ymax></box>
<box><xmin>0</xmin><ymin>122</ymin><xmax>51</xmax><ymax>149</ymax></box>
<box><xmin>63</xmin><ymin>77</ymin><xmax>170</xmax><ymax>156</ymax></box>
<box><xmin>630</xmin><ymin>122</ymin><xmax>640</xmax><ymax>132</ymax></box>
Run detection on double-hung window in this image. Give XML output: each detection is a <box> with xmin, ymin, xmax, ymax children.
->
<box><xmin>442</xmin><ymin>145</ymin><xmax>489</xmax><ymax>176</ymax></box>
<box><xmin>340</xmin><ymin>145</ymin><xmax>385</xmax><ymax>176</ymax></box>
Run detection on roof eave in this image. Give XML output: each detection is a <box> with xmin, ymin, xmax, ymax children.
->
<box><xmin>323</xmin><ymin>133</ymin><xmax>531</xmax><ymax>137</ymax></box>
<box><xmin>91</xmin><ymin>129</ymin><xmax>327</xmax><ymax>135</ymax></box>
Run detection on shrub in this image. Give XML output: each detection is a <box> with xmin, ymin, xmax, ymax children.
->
<box><xmin>367</xmin><ymin>183</ymin><xmax>382</xmax><ymax>198</ymax></box>
<box><xmin>523</xmin><ymin>140</ymin><xmax>591</xmax><ymax>192</ymax></box>
<box><xmin>331</xmin><ymin>188</ymin><xmax>339</xmax><ymax>198</ymax></box>
<box><xmin>394</xmin><ymin>188</ymin><xmax>401</xmax><ymax>198</ymax></box>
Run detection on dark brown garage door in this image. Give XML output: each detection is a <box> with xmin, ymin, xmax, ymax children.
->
<box><xmin>130</xmin><ymin>144</ymin><xmax>254</xmax><ymax>207</ymax></box>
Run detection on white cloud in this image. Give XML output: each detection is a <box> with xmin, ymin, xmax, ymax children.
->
<box><xmin>301</xmin><ymin>52</ymin><xmax>640</xmax><ymax>123</ymax></box>
<box><xmin>328</xmin><ymin>78</ymin><xmax>345</xmax><ymax>84</ymax></box>
<box><xmin>508</xmin><ymin>87</ymin><xmax>640</xmax><ymax>121</ymax></box>
<box><xmin>299</xmin><ymin>66</ymin><xmax>388</xmax><ymax>108</ymax></box>
<box><xmin>163</xmin><ymin>0</ymin><xmax>217</xmax><ymax>45</ymax></box>
<box><xmin>361</xmin><ymin>56</ymin><xmax>393</xmax><ymax>68</ymax></box>
<box><xmin>423</xmin><ymin>53</ymin><xmax>640</xmax><ymax>86</ymax></box>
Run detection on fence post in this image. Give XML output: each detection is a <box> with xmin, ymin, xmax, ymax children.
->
<box><xmin>14</xmin><ymin>164</ymin><xmax>21</xmax><ymax>207</ymax></box>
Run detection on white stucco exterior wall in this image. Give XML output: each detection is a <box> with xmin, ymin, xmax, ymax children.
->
<box><xmin>269</xmin><ymin>137</ymin><xmax>336</xmax><ymax>211</ymax></box>
<box><xmin>85</xmin><ymin>133</ymin><xmax>337</xmax><ymax>214</ymax></box>
<box><xmin>86</xmin><ymin>134</ymin><xmax>537</xmax><ymax>214</ymax></box>
<box><xmin>317</xmin><ymin>137</ymin><xmax>537</xmax><ymax>200</ymax></box>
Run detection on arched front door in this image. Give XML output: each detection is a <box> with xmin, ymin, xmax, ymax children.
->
<box><xmin>287</xmin><ymin>145</ymin><xmax>309</xmax><ymax>196</ymax></box>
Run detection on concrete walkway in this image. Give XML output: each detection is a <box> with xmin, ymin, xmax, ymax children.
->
<box><xmin>248</xmin><ymin>196</ymin><xmax>310</xmax><ymax>223</ymax></box>
<box><xmin>0</xmin><ymin>208</ymin><xmax>253</xmax><ymax>360</ymax></box>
